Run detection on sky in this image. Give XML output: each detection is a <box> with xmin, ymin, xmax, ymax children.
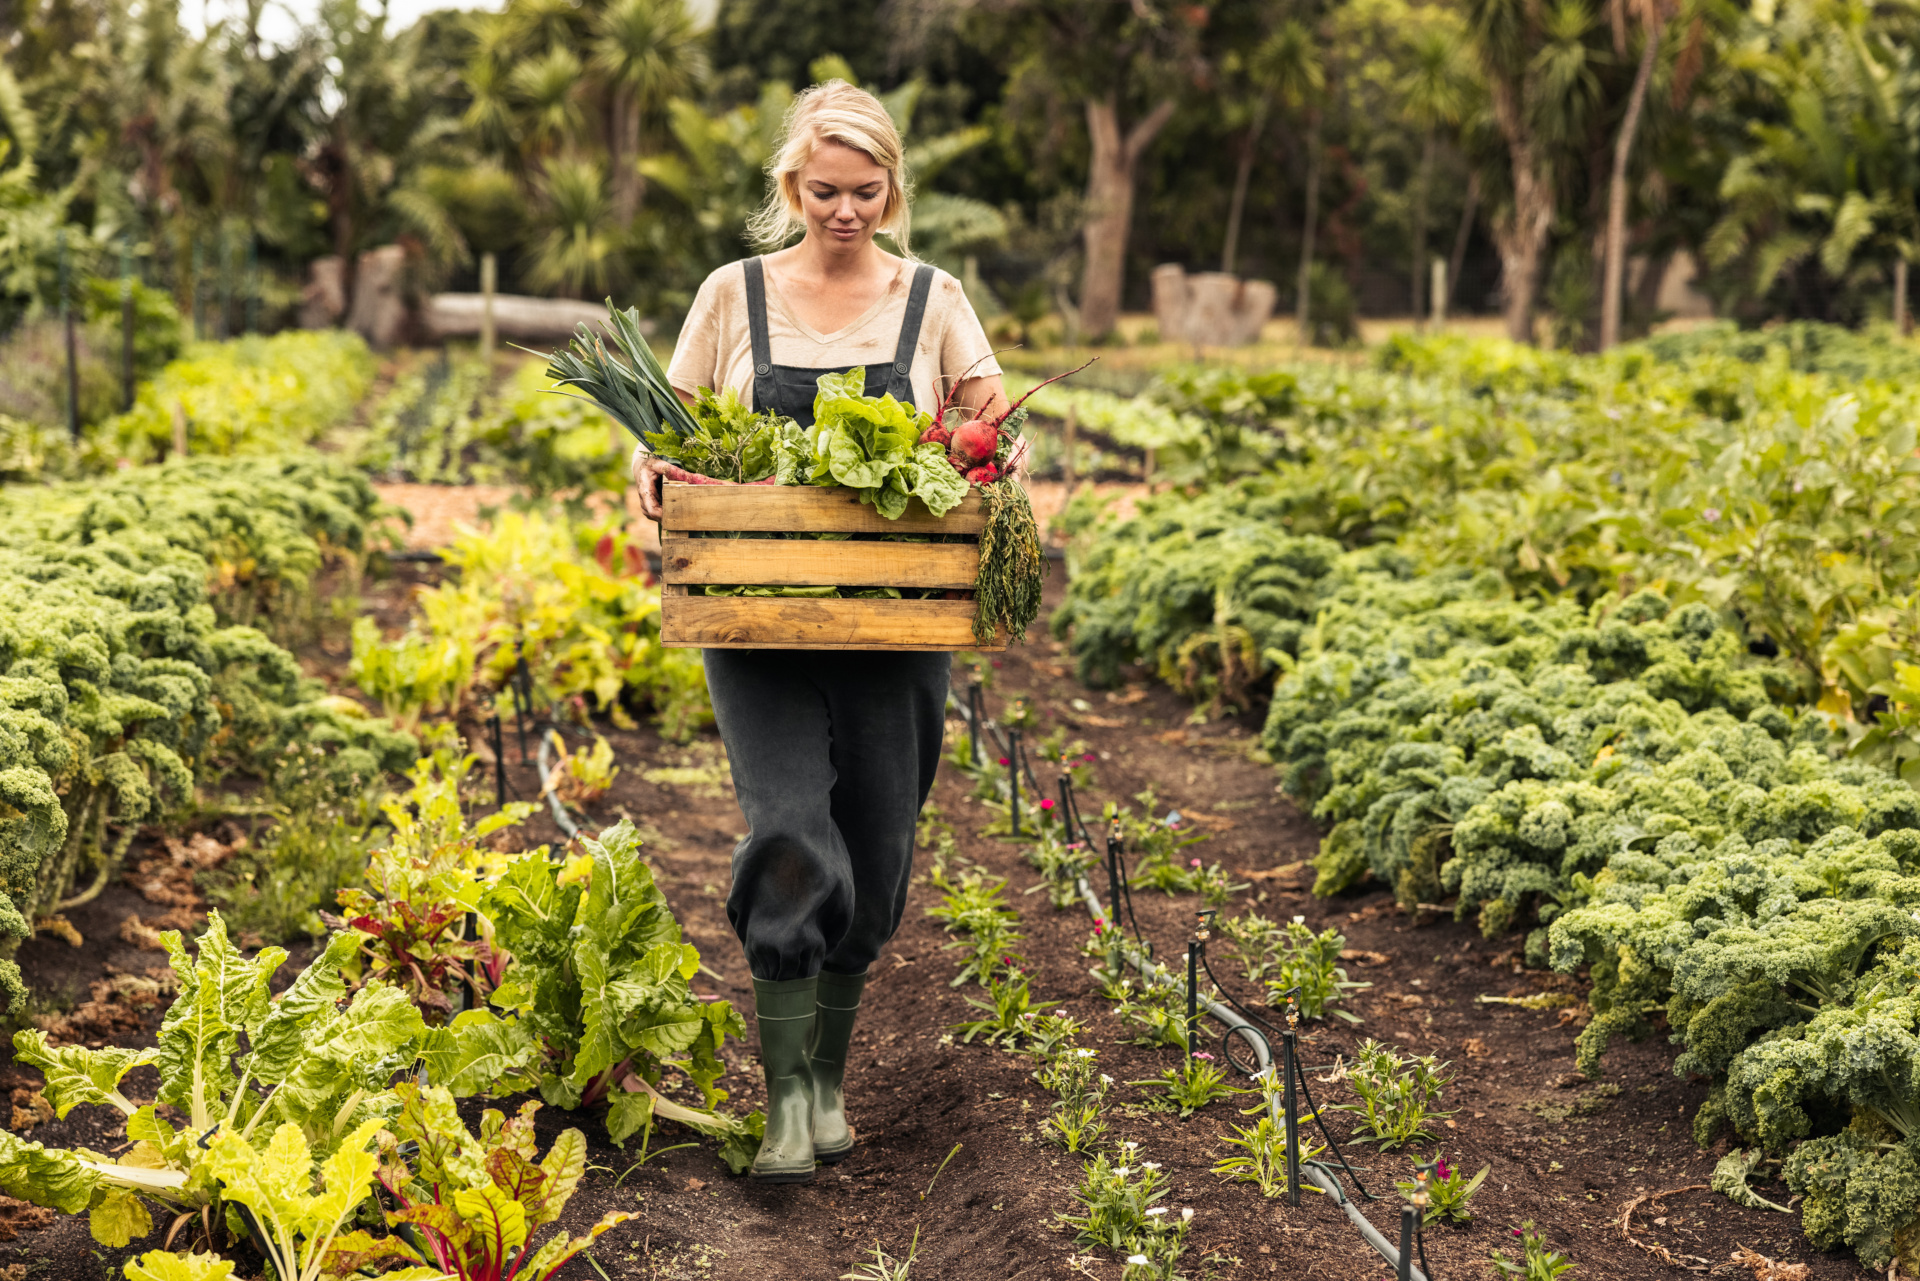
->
<box><xmin>182</xmin><ymin>0</ymin><xmax>719</xmax><ymax>44</ymax></box>
<box><xmin>182</xmin><ymin>0</ymin><xmax>487</xmax><ymax>45</ymax></box>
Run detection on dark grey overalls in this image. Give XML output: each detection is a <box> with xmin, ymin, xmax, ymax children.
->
<box><xmin>705</xmin><ymin>256</ymin><xmax>951</xmax><ymax>982</ymax></box>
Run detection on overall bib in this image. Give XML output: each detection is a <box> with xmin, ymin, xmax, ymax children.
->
<box><xmin>705</xmin><ymin>257</ymin><xmax>953</xmax><ymax>982</ymax></box>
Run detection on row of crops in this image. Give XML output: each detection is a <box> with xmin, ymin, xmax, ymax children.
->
<box><xmin>0</xmin><ymin>327</ymin><xmax>807</xmax><ymax>1280</ymax></box>
<box><xmin>1045</xmin><ymin>324</ymin><xmax>1920</xmax><ymax>1273</ymax></box>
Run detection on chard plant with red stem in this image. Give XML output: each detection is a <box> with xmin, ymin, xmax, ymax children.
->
<box><xmin>330</xmin><ymin>751</ymin><xmax>535</xmax><ymax>1022</ymax></box>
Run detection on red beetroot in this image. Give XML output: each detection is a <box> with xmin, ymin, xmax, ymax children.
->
<box><xmin>948</xmin><ymin>418</ymin><xmax>999</xmax><ymax>467</ymax></box>
<box><xmin>920</xmin><ymin>423</ymin><xmax>953</xmax><ymax>448</ymax></box>
<box><xmin>965</xmin><ymin>462</ymin><xmax>1000</xmax><ymax>486</ymax></box>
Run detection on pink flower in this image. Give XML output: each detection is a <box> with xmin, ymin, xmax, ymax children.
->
<box><xmin>1193</xmin><ymin>1051</ymin><xmax>1214</xmax><ymax>1061</ymax></box>
<box><xmin>1437</xmin><ymin>1159</ymin><xmax>1452</xmax><ymax>1180</ymax></box>
<box><xmin>1040</xmin><ymin>798</ymin><xmax>1057</xmax><ymax>811</ymax></box>
<box><xmin>1511</xmin><ymin>1229</ymin><xmax>1523</xmax><ymax>1238</ymax></box>
<box><xmin>1083</xmin><ymin>753</ymin><xmax>1096</xmax><ymax>763</ymax></box>
<box><xmin>1702</xmin><ymin>507</ymin><xmax>1721</xmax><ymax>522</ymax></box>
<box><xmin>997</xmin><ymin>757</ymin><xmax>1009</xmax><ymax>766</ymax></box>
<box><xmin>1189</xmin><ymin>858</ymin><xmax>1202</xmax><ymax>868</ymax></box>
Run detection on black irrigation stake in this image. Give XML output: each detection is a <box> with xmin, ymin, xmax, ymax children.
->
<box><xmin>1274</xmin><ymin>987</ymin><xmax>1376</xmax><ymax>1202</ymax></box>
<box><xmin>1059</xmin><ymin>774</ymin><xmax>1094</xmax><ymax>847</ymax></box>
<box><xmin>1282</xmin><ymin>1009</ymin><xmax>1301</xmax><ymax>1206</ymax></box>
<box><xmin>1187</xmin><ymin>911</ymin><xmax>1212</xmax><ymax>1067</ymax></box>
<box><xmin>512</xmin><ymin>640</ymin><xmax>534</xmax><ymax>764</ymax></box>
<box><xmin>1007</xmin><ymin>727</ymin><xmax>1022</xmax><ymax>838</ymax></box>
<box><xmin>967</xmin><ymin>683</ymin><xmax>982</xmax><ymax>766</ymax></box>
<box><xmin>1406</xmin><ymin>1158</ymin><xmax>1438</xmax><ymax>1281</ymax></box>
<box><xmin>488</xmin><ymin>713</ymin><xmax>508</xmax><ymax>806</ymax></box>
<box><xmin>1397</xmin><ymin>1208</ymin><xmax>1416</xmax><ymax>1281</ymax></box>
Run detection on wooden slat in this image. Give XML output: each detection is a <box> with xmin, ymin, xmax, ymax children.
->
<box><xmin>661</xmin><ymin>596</ymin><xmax>1005</xmax><ymax>651</ymax></box>
<box><xmin>660</xmin><ymin>536</ymin><xmax>978</xmax><ymax>589</ymax></box>
<box><xmin>661</xmin><ymin>482</ymin><xmax>987</xmax><ymax>535</ymax></box>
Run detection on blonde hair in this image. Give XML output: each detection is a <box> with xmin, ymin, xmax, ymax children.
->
<box><xmin>748</xmin><ymin>80</ymin><xmax>912</xmax><ymax>253</ymax></box>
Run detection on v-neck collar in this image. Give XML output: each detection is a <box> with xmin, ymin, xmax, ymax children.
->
<box><xmin>759</xmin><ymin>256</ymin><xmax>910</xmax><ymax>345</ymax></box>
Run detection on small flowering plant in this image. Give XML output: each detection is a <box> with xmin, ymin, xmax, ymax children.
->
<box><xmin>1210</xmin><ymin>1065</ymin><xmax>1328</xmax><ymax>1198</ymax></box>
<box><xmin>1263</xmin><ymin>917</ymin><xmax>1368</xmax><ymax>1023</ymax></box>
<box><xmin>950</xmin><ymin>961</ymin><xmax>1039</xmax><ymax>1047</ymax></box>
<box><xmin>1038</xmin><ymin>1044</ymin><xmax>1110</xmax><ymax>1154</ymax></box>
<box><xmin>1332</xmin><ymin>1040</ymin><xmax>1456</xmax><ymax>1150</ymax></box>
<box><xmin>1490</xmin><ymin>1221</ymin><xmax>1577</xmax><ymax>1279</ymax></box>
<box><xmin>1120</xmin><ymin>1204</ymin><xmax>1194</xmax><ymax>1281</ymax></box>
<box><xmin>1032</xmin><ymin>727</ymin><xmax>1096</xmax><ymax>790</ymax></box>
<box><xmin>1397</xmin><ymin>1154</ymin><xmax>1490</xmax><ymax>1225</ymax></box>
<box><xmin>1129</xmin><ymin>1052</ymin><xmax>1239</xmax><ymax>1118</ymax></box>
<box><xmin>1111</xmin><ymin>967</ymin><xmax>1192</xmax><ymax>1053</ymax></box>
<box><xmin>1023</xmin><ymin>1007</ymin><xmax>1087</xmax><ymax>1061</ymax></box>
<box><xmin>1059</xmin><ymin>1148</ymin><xmax>1170</xmax><ymax>1254</ymax></box>
<box><xmin>1023</xmin><ymin>829</ymin><xmax>1099</xmax><ymax>910</ymax></box>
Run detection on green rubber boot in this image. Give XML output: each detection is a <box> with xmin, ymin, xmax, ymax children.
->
<box><xmin>809</xmin><ymin>969</ymin><xmax>868</xmax><ymax>1164</ymax></box>
<box><xmin>749</xmin><ymin>976</ymin><xmax>817</xmax><ymax>1183</ymax></box>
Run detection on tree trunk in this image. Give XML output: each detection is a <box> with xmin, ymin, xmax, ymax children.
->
<box><xmin>1485</xmin><ymin>80</ymin><xmax>1553</xmax><ymax>343</ymax></box>
<box><xmin>1599</xmin><ymin>23</ymin><xmax>1659</xmax><ymax>350</ymax></box>
<box><xmin>1447</xmin><ymin>169</ymin><xmax>1480</xmax><ymax>313</ymax></box>
<box><xmin>1221</xmin><ymin>97</ymin><xmax>1268</xmax><ymax>275</ymax></box>
<box><xmin>1896</xmin><ymin>258</ymin><xmax>1910</xmax><ymax>335</ymax></box>
<box><xmin>325</xmin><ymin>126</ymin><xmax>357</xmax><ymax>324</ymax></box>
<box><xmin>1079</xmin><ymin>94</ymin><xmax>1177</xmax><ymax>342</ymax></box>
<box><xmin>1294</xmin><ymin>107</ymin><xmax>1322</xmax><ymax>340</ymax></box>
<box><xmin>611</xmin><ymin>84</ymin><xmax>641</xmax><ymax>225</ymax></box>
<box><xmin>1410</xmin><ymin>126</ymin><xmax>1435</xmax><ymax>319</ymax></box>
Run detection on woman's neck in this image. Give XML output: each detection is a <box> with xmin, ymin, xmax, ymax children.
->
<box><xmin>779</xmin><ymin>233</ymin><xmax>893</xmax><ymax>287</ymax></box>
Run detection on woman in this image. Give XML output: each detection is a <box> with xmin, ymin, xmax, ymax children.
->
<box><xmin>633</xmin><ymin>79</ymin><xmax>1008</xmax><ymax>1183</ymax></box>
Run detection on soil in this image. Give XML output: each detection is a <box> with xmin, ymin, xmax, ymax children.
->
<box><xmin>0</xmin><ymin>539</ymin><xmax>1861</xmax><ymax>1281</ymax></box>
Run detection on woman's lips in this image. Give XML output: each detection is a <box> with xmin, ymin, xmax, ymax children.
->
<box><xmin>829</xmin><ymin>225</ymin><xmax>860</xmax><ymax>239</ymax></box>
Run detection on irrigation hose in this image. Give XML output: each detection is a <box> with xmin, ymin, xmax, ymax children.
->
<box><xmin>946</xmin><ymin>688</ymin><xmax>1430</xmax><ymax>1281</ymax></box>
<box><xmin>1079</xmin><ymin>879</ymin><xmax>1425</xmax><ymax>1280</ymax></box>
<box><xmin>534</xmin><ymin>726</ymin><xmax>583</xmax><ymax>842</ymax></box>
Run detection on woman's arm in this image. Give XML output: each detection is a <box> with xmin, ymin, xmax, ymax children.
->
<box><xmin>631</xmin><ymin>385</ymin><xmax>704</xmax><ymax>521</ymax></box>
<box><xmin>950</xmin><ymin>373</ymin><xmax>1009</xmax><ymax>423</ymax></box>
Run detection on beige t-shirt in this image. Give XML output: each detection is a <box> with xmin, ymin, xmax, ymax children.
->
<box><xmin>666</xmin><ymin>256</ymin><xmax>1000</xmax><ymax>418</ymax></box>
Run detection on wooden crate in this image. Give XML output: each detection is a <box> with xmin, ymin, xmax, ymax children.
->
<box><xmin>657</xmin><ymin>482</ymin><xmax>1005</xmax><ymax>651</ymax></box>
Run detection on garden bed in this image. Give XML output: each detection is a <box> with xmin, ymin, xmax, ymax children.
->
<box><xmin>0</xmin><ymin>559</ymin><xmax>1844</xmax><ymax>1281</ymax></box>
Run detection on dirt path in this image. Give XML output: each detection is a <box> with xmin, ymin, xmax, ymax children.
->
<box><xmin>2</xmin><ymin>569</ymin><xmax>1846</xmax><ymax>1281</ymax></box>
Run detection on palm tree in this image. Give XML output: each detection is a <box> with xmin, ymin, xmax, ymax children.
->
<box><xmin>1465</xmin><ymin>0</ymin><xmax>1604</xmax><ymax>342</ymax></box>
<box><xmin>1397</xmin><ymin>25</ymin><xmax>1472</xmax><ymax>322</ymax></box>
<box><xmin>509</xmin><ymin>45</ymin><xmax>588</xmax><ymax>159</ymax></box>
<box><xmin>591</xmin><ymin>0</ymin><xmax>706</xmax><ymax>225</ymax></box>
<box><xmin>527</xmin><ymin>156</ymin><xmax>622</xmax><ymax>297</ymax></box>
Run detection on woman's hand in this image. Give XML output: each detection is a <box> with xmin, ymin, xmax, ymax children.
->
<box><xmin>633</xmin><ymin>450</ymin><xmax>678</xmax><ymax>521</ymax></box>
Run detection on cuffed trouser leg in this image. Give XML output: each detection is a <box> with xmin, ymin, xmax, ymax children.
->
<box><xmin>705</xmin><ymin>649</ymin><xmax>949</xmax><ymax>983</ymax></box>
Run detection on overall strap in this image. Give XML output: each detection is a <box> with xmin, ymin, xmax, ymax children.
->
<box><xmin>741</xmin><ymin>257</ymin><xmax>778</xmax><ymax>413</ymax></box>
<box><xmin>883</xmin><ymin>263</ymin><xmax>937</xmax><ymax>403</ymax></box>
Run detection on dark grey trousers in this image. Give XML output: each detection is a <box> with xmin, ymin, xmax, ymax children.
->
<box><xmin>703</xmin><ymin>648</ymin><xmax>950</xmax><ymax>982</ymax></box>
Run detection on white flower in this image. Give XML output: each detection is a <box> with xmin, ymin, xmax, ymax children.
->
<box><xmin>1292</xmin><ymin>914</ymin><xmax>1306</xmax><ymax>924</ymax></box>
<box><xmin>1077</xmin><ymin>1048</ymin><xmax>1096</xmax><ymax>1058</ymax></box>
<box><xmin>1126</xmin><ymin>1256</ymin><xmax>1149</xmax><ymax>1267</ymax></box>
<box><xmin>1122</xmin><ymin>1141</ymin><xmax>1139</xmax><ymax>1150</ymax></box>
<box><xmin>1056</xmin><ymin>1008</ymin><xmax>1070</xmax><ymax>1017</ymax></box>
<box><xmin>1115</xmin><ymin>1166</ymin><xmax>1131</xmax><ymax>1177</ymax></box>
<box><xmin>1145</xmin><ymin>1206</ymin><xmax>1168</xmax><ymax>1217</ymax></box>
<box><xmin>1181</xmin><ymin>1208</ymin><xmax>1195</xmax><ymax>1222</ymax></box>
<box><xmin>1100</xmin><ymin>1073</ymin><xmax>1114</xmax><ymax>1085</ymax></box>
<box><xmin>1141</xmin><ymin>1161</ymin><xmax>1161</xmax><ymax>1171</ymax></box>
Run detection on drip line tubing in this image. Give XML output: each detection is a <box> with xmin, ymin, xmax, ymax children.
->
<box><xmin>947</xmin><ymin>687</ymin><xmax>1429</xmax><ymax>1281</ymax></box>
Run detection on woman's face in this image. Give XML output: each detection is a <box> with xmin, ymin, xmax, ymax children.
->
<box><xmin>796</xmin><ymin>140</ymin><xmax>890</xmax><ymax>253</ymax></box>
